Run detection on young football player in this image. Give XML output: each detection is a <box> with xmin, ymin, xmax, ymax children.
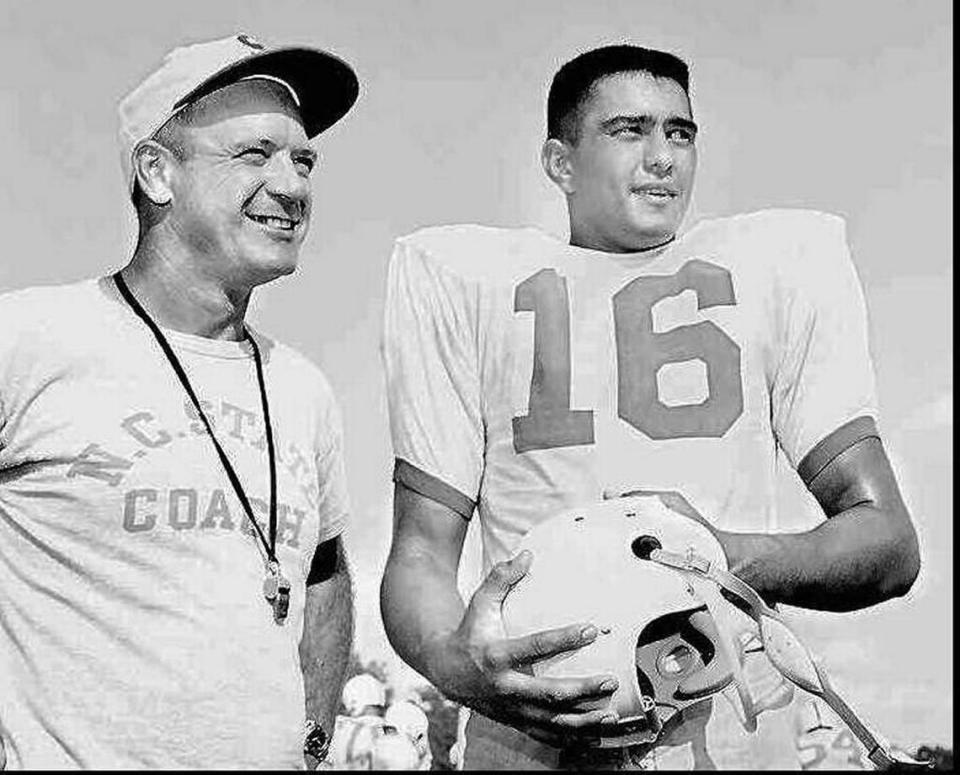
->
<box><xmin>380</xmin><ymin>45</ymin><xmax>919</xmax><ymax>769</ymax></box>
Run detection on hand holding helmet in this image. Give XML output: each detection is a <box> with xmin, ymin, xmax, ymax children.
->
<box><xmin>502</xmin><ymin>494</ymin><xmax>762</xmax><ymax>749</ymax></box>
<box><xmin>441</xmin><ymin>551</ymin><xmax>622</xmax><ymax>746</ymax></box>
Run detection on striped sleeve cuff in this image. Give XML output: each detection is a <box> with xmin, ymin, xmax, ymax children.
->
<box><xmin>798</xmin><ymin>415</ymin><xmax>880</xmax><ymax>485</ymax></box>
<box><xmin>393</xmin><ymin>458</ymin><xmax>477</xmax><ymax>520</ymax></box>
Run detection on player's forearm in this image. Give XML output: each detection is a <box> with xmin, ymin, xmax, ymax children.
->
<box><xmin>300</xmin><ymin>559</ymin><xmax>354</xmax><ymax>733</ymax></box>
<box><xmin>380</xmin><ymin>547</ymin><xmax>477</xmax><ymax>700</ymax></box>
<box><xmin>720</xmin><ymin>503</ymin><xmax>919</xmax><ymax>611</ymax></box>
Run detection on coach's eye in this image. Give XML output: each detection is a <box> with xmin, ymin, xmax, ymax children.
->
<box><xmin>238</xmin><ymin>148</ymin><xmax>269</xmax><ymax>163</ymax></box>
<box><xmin>294</xmin><ymin>156</ymin><xmax>316</xmax><ymax>175</ymax></box>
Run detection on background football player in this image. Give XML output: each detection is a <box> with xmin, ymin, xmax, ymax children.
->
<box><xmin>380</xmin><ymin>45</ymin><xmax>920</xmax><ymax>769</ymax></box>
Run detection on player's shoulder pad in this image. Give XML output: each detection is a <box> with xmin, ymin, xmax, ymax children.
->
<box><xmin>711</xmin><ymin>208</ymin><xmax>846</xmax><ymax>242</ymax></box>
<box><xmin>394</xmin><ymin>224</ymin><xmax>550</xmax><ymax>284</ymax></box>
<box><xmin>705</xmin><ymin>208</ymin><xmax>850</xmax><ymax>272</ymax></box>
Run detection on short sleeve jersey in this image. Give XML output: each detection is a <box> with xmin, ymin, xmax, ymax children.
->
<box><xmin>383</xmin><ymin>210</ymin><xmax>878</xmax><ymax>567</ymax></box>
<box><xmin>0</xmin><ymin>278</ymin><xmax>350</xmax><ymax>769</ymax></box>
<box><xmin>382</xmin><ymin>210</ymin><xmax>879</xmax><ymax>769</ymax></box>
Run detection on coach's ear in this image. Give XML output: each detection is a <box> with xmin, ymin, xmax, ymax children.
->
<box><xmin>132</xmin><ymin>140</ymin><xmax>176</xmax><ymax>206</ymax></box>
<box><xmin>541</xmin><ymin>138</ymin><xmax>576</xmax><ymax>194</ymax></box>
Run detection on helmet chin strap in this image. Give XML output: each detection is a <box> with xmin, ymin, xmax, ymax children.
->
<box><xmin>650</xmin><ymin>548</ymin><xmax>932</xmax><ymax>772</ymax></box>
<box><xmin>681</xmin><ymin>571</ymin><xmax>759</xmax><ymax>733</ymax></box>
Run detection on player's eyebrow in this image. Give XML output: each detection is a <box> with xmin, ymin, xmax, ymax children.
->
<box><xmin>600</xmin><ymin>114</ymin><xmax>699</xmax><ymax>135</ymax></box>
<box><xmin>665</xmin><ymin>116</ymin><xmax>699</xmax><ymax>136</ymax></box>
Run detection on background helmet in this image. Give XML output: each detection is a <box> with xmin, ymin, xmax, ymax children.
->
<box><xmin>372</xmin><ymin>728</ymin><xmax>421</xmax><ymax>770</ymax></box>
<box><xmin>342</xmin><ymin>673</ymin><xmax>387</xmax><ymax>717</ymax></box>
<box><xmin>385</xmin><ymin>700</ymin><xmax>430</xmax><ymax>742</ymax></box>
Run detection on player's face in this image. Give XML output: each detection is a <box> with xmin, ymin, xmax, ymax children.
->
<box><xmin>165</xmin><ymin>80</ymin><xmax>316</xmax><ymax>289</ymax></box>
<box><xmin>566</xmin><ymin>72</ymin><xmax>697</xmax><ymax>252</ymax></box>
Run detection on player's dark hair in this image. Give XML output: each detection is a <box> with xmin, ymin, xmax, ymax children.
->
<box><xmin>547</xmin><ymin>44</ymin><xmax>690</xmax><ymax>144</ymax></box>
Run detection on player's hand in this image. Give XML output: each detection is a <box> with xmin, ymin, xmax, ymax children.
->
<box><xmin>604</xmin><ymin>487</ymin><xmax>712</xmax><ymax>528</ymax></box>
<box><xmin>439</xmin><ymin>551</ymin><xmax>620</xmax><ymax>747</ymax></box>
<box><xmin>606</xmin><ymin>487</ymin><xmax>738</xmax><ymax>572</ymax></box>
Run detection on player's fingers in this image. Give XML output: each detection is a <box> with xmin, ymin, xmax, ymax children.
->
<box><xmin>501</xmin><ymin>670</ymin><xmax>620</xmax><ymax>710</ymax></box>
<box><xmin>472</xmin><ymin>551</ymin><xmax>533</xmax><ymax>606</ymax></box>
<box><xmin>513</xmin><ymin>705</ymin><xmax>620</xmax><ymax>746</ymax></box>
<box><xmin>617</xmin><ymin>488</ymin><xmax>706</xmax><ymax>523</ymax></box>
<box><xmin>497</xmin><ymin>623</ymin><xmax>600</xmax><ymax>667</ymax></box>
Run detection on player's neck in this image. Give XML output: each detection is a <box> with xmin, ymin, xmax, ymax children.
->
<box><xmin>568</xmin><ymin>225</ymin><xmax>677</xmax><ymax>255</ymax></box>
<box><xmin>122</xmin><ymin>242</ymin><xmax>251</xmax><ymax>342</ymax></box>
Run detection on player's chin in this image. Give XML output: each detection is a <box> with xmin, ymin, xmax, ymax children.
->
<box><xmin>622</xmin><ymin>220</ymin><xmax>678</xmax><ymax>250</ymax></box>
<box><xmin>625</xmin><ymin>205</ymin><xmax>681</xmax><ymax>237</ymax></box>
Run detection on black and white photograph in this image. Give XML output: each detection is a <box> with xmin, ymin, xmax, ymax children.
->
<box><xmin>0</xmin><ymin>0</ymin><xmax>951</xmax><ymax>770</ymax></box>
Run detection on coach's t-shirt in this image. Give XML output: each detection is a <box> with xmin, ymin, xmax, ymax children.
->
<box><xmin>0</xmin><ymin>278</ymin><xmax>349</xmax><ymax>769</ymax></box>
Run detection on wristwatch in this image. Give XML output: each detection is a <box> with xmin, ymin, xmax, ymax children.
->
<box><xmin>304</xmin><ymin>718</ymin><xmax>331</xmax><ymax>763</ymax></box>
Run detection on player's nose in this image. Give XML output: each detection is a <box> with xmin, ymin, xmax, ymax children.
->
<box><xmin>643</xmin><ymin>132</ymin><xmax>674</xmax><ymax>177</ymax></box>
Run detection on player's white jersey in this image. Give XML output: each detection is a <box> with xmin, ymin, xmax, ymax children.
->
<box><xmin>382</xmin><ymin>210</ymin><xmax>879</xmax><ymax>769</ymax></box>
<box><xmin>383</xmin><ymin>210</ymin><xmax>878</xmax><ymax>570</ymax></box>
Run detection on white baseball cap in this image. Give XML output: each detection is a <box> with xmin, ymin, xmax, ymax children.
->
<box><xmin>117</xmin><ymin>33</ymin><xmax>359</xmax><ymax>196</ymax></box>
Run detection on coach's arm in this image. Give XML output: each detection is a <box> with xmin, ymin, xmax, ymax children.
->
<box><xmin>300</xmin><ymin>535</ymin><xmax>353</xmax><ymax>764</ymax></box>
<box><xmin>380</xmin><ymin>482</ymin><xmax>620</xmax><ymax>746</ymax></box>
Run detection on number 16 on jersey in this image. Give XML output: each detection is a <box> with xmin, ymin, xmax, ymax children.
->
<box><xmin>512</xmin><ymin>261</ymin><xmax>744</xmax><ymax>454</ymax></box>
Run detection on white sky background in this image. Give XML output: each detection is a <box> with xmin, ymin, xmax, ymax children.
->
<box><xmin>0</xmin><ymin>0</ymin><xmax>951</xmax><ymax>749</ymax></box>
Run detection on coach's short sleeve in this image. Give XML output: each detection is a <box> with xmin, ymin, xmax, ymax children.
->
<box><xmin>770</xmin><ymin>212</ymin><xmax>880</xmax><ymax>482</ymax></box>
<box><xmin>314</xmin><ymin>393</ymin><xmax>350</xmax><ymax>543</ymax></box>
<box><xmin>381</xmin><ymin>235</ymin><xmax>483</xmax><ymax>519</ymax></box>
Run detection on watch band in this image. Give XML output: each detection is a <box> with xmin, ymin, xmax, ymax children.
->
<box><xmin>304</xmin><ymin>719</ymin><xmax>331</xmax><ymax>763</ymax></box>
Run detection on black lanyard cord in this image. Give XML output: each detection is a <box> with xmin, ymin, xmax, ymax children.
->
<box><xmin>112</xmin><ymin>272</ymin><xmax>278</xmax><ymax>565</ymax></box>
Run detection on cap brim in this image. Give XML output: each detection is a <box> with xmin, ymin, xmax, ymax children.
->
<box><xmin>175</xmin><ymin>47</ymin><xmax>359</xmax><ymax>138</ymax></box>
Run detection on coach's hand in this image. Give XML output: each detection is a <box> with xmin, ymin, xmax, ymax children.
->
<box><xmin>438</xmin><ymin>551</ymin><xmax>620</xmax><ymax>747</ymax></box>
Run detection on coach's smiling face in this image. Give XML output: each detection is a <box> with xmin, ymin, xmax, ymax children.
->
<box><xmin>156</xmin><ymin>78</ymin><xmax>317</xmax><ymax>290</ymax></box>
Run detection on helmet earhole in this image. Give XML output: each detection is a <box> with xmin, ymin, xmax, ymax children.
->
<box><xmin>631</xmin><ymin>535</ymin><xmax>662</xmax><ymax>560</ymax></box>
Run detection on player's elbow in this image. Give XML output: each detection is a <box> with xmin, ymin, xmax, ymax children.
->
<box><xmin>878</xmin><ymin>519</ymin><xmax>921</xmax><ymax>600</ymax></box>
<box><xmin>378</xmin><ymin>544</ymin><xmax>437</xmax><ymax>649</ymax></box>
<box><xmin>379</xmin><ymin>552</ymin><xmax>406</xmax><ymax>643</ymax></box>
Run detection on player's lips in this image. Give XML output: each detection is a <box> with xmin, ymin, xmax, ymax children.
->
<box><xmin>631</xmin><ymin>184</ymin><xmax>680</xmax><ymax>201</ymax></box>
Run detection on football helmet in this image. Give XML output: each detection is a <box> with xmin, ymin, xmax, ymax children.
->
<box><xmin>500</xmin><ymin>495</ymin><xmax>931</xmax><ymax>770</ymax></box>
<box><xmin>372</xmin><ymin>728</ymin><xmax>422</xmax><ymax>770</ymax></box>
<box><xmin>385</xmin><ymin>700</ymin><xmax>429</xmax><ymax>742</ymax></box>
<box><xmin>342</xmin><ymin>673</ymin><xmax>387</xmax><ymax>717</ymax></box>
<box><xmin>501</xmin><ymin>495</ymin><xmax>769</xmax><ymax>747</ymax></box>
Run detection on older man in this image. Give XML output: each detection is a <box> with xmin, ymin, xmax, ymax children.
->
<box><xmin>0</xmin><ymin>34</ymin><xmax>358</xmax><ymax>768</ymax></box>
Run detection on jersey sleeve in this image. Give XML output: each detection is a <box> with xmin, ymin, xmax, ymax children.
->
<box><xmin>770</xmin><ymin>213</ymin><xmax>880</xmax><ymax>483</ymax></box>
<box><xmin>381</xmin><ymin>235</ymin><xmax>483</xmax><ymax>519</ymax></box>
<box><xmin>314</xmin><ymin>392</ymin><xmax>350</xmax><ymax>543</ymax></box>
